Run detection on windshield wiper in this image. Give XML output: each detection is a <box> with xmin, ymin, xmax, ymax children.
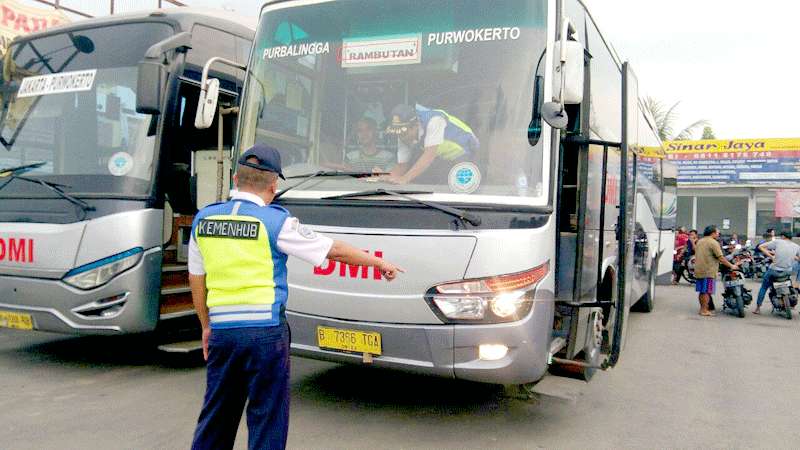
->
<box><xmin>275</xmin><ymin>170</ymin><xmax>387</xmax><ymax>200</ymax></box>
<box><xmin>323</xmin><ymin>188</ymin><xmax>482</xmax><ymax>227</ymax></box>
<box><xmin>322</xmin><ymin>189</ymin><xmax>433</xmax><ymax>200</ymax></box>
<box><xmin>0</xmin><ymin>173</ymin><xmax>95</xmax><ymax>214</ymax></box>
<box><xmin>0</xmin><ymin>161</ymin><xmax>46</xmax><ymax>176</ymax></box>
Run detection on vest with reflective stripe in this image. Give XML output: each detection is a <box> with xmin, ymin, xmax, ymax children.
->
<box><xmin>416</xmin><ymin>105</ymin><xmax>480</xmax><ymax>160</ymax></box>
<box><xmin>192</xmin><ymin>199</ymin><xmax>289</xmax><ymax>329</ymax></box>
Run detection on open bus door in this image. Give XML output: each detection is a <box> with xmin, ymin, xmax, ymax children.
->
<box><xmin>607</xmin><ymin>62</ymin><xmax>639</xmax><ymax>368</ymax></box>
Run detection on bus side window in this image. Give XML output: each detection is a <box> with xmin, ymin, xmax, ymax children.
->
<box><xmin>164</xmin><ymin>81</ymin><xmax>236</xmax><ymax>214</ymax></box>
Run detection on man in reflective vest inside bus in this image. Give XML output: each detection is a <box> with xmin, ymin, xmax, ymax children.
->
<box><xmin>383</xmin><ymin>103</ymin><xmax>479</xmax><ymax>184</ymax></box>
<box><xmin>189</xmin><ymin>144</ymin><xmax>403</xmax><ymax>450</ymax></box>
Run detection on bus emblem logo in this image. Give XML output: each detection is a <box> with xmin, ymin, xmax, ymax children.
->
<box><xmin>448</xmin><ymin>162</ymin><xmax>481</xmax><ymax>194</ymax></box>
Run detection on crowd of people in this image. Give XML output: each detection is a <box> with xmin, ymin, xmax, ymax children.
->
<box><xmin>672</xmin><ymin>225</ymin><xmax>800</xmax><ymax>316</ymax></box>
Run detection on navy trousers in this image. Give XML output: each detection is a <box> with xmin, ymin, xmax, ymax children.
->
<box><xmin>191</xmin><ymin>324</ymin><xmax>290</xmax><ymax>450</ymax></box>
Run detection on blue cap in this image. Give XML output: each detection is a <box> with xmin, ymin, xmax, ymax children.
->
<box><xmin>238</xmin><ymin>144</ymin><xmax>285</xmax><ymax>179</ymax></box>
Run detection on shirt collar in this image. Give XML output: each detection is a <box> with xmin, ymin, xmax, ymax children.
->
<box><xmin>230</xmin><ymin>190</ymin><xmax>266</xmax><ymax>207</ymax></box>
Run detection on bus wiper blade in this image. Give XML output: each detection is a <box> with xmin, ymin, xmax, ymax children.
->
<box><xmin>0</xmin><ymin>161</ymin><xmax>46</xmax><ymax>176</ymax></box>
<box><xmin>275</xmin><ymin>170</ymin><xmax>388</xmax><ymax>200</ymax></box>
<box><xmin>0</xmin><ymin>174</ymin><xmax>95</xmax><ymax>213</ymax></box>
<box><xmin>322</xmin><ymin>189</ymin><xmax>433</xmax><ymax>200</ymax></box>
<box><xmin>324</xmin><ymin>188</ymin><xmax>482</xmax><ymax>227</ymax></box>
<box><xmin>285</xmin><ymin>170</ymin><xmax>387</xmax><ymax>179</ymax></box>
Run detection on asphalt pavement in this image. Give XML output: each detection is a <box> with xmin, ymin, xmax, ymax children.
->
<box><xmin>1</xmin><ymin>281</ymin><xmax>799</xmax><ymax>449</ymax></box>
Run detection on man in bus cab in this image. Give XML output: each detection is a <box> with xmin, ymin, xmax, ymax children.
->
<box><xmin>382</xmin><ymin>104</ymin><xmax>479</xmax><ymax>184</ymax></box>
<box><xmin>189</xmin><ymin>144</ymin><xmax>403</xmax><ymax>450</ymax></box>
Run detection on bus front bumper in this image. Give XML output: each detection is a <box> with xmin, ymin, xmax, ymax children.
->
<box><xmin>0</xmin><ymin>249</ymin><xmax>162</xmax><ymax>335</ymax></box>
<box><xmin>287</xmin><ymin>300</ymin><xmax>554</xmax><ymax>385</ymax></box>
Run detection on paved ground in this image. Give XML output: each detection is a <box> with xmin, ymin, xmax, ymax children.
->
<box><xmin>1</xmin><ymin>282</ymin><xmax>799</xmax><ymax>449</ymax></box>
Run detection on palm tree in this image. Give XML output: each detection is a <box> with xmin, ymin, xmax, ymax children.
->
<box><xmin>642</xmin><ymin>96</ymin><xmax>709</xmax><ymax>141</ymax></box>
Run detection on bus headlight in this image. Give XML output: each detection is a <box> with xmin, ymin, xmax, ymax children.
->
<box><xmin>63</xmin><ymin>248</ymin><xmax>143</xmax><ymax>290</ymax></box>
<box><xmin>427</xmin><ymin>262</ymin><xmax>549</xmax><ymax>324</ymax></box>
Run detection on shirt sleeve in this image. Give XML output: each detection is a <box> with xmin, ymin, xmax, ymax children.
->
<box><xmin>423</xmin><ymin>116</ymin><xmax>446</xmax><ymax>148</ymax></box>
<box><xmin>276</xmin><ymin>217</ymin><xmax>334</xmax><ymax>267</ymax></box>
<box><xmin>188</xmin><ymin>234</ymin><xmax>205</xmax><ymax>275</ymax></box>
<box><xmin>396</xmin><ymin>141</ymin><xmax>410</xmax><ymax>164</ymax></box>
<box><xmin>711</xmin><ymin>241</ymin><xmax>724</xmax><ymax>259</ymax></box>
<box><xmin>766</xmin><ymin>241</ymin><xmax>777</xmax><ymax>251</ymax></box>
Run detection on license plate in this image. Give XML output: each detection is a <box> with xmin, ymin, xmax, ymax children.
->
<box><xmin>317</xmin><ymin>326</ymin><xmax>382</xmax><ymax>355</ymax></box>
<box><xmin>0</xmin><ymin>310</ymin><xmax>33</xmax><ymax>330</ymax></box>
<box><xmin>725</xmin><ymin>279</ymin><xmax>744</xmax><ymax>287</ymax></box>
<box><xmin>773</xmin><ymin>280</ymin><xmax>792</xmax><ymax>288</ymax></box>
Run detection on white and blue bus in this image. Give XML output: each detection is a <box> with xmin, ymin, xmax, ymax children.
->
<box><xmin>196</xmin><ymin>0</ymin><xmax>678</xmax><ymax>387</ymax></box>
<box><xmin>0</xmin><ymin>9</ymin><xmax>254</xmax><ymax>334</ymax></box>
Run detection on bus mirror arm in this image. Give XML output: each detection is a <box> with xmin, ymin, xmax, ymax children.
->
<box><xmin>136</xmin><ymin>32</ymin><xmax>193</xmax><ymax>115</ymax></box>
<box><xmin>195</xmin><ymin>57</ymin><xmax>246</xmax><ymax>130</ymax></box>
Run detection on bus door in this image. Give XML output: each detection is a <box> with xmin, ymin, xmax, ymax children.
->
<box><xmin>608</xmin><ymin>62</ymin><xmax>639</xmax><ymax>367</ymax></box>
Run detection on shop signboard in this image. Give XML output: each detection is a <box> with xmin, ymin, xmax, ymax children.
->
<box><xmin>774</xmin><ymin>189</ymin><xmax>800</xmax><ymax>218</ymax></box>
<box><xmin>0</xmin><ymin>0</ymin><xmax>69</xmax><ymax>54</ymax></box>
<box><xmin>649</xmin><ymin>138</ymin><xmax>800</xmax><ymax>185</ymax></box>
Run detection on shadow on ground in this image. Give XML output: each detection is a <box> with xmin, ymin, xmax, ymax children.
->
<box><xmin>1</xmin><ymin>331</ymin><xmax>206</xmax><ymax>370</ymax></box>
<box><xmin>290</xmin><ymin>362</ymin><xmax>532</xmax><ymax>416</ymax></box>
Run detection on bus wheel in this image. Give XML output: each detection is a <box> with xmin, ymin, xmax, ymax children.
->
<box><xmin>578</xmin><ymin>309</ymin><xmax>603</xmax><ymax>381</ymax></box>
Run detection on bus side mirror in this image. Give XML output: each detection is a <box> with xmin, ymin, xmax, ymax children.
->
<box><xmin>194</xmin><ymin>78</ymin><xmax>219</xmax><ymax>129</ymax></box>
<box><xmin>136</xmin><ymin>60</ymin><xmax>165</xmax><ymax>114</ymax></box>
<box><xmin>135</xmin><ymin>32</ymin><xmax>193</xmax><ymax>115</ymax></box>
<box><xmin>553</xmin><ymin>40</ymin><xmax>584</xmax><ymax>105</ymax></box>
<box><xmin>542</xmin><ymin>17</ymin><xmax>584</xmax><ymax>130</ymax></box>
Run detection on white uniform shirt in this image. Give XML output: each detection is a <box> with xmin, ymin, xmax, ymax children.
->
<box><xmin>396</xmin><ymin>115</ymin><xmax>447</xmax><ymax>164</ymax></box>
<box><xmin>188</xmin><ymin>191</ymin><xmax>333</xmax><ymax>275</ymax></box>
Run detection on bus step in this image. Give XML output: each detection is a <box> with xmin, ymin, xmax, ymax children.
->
<box><xmin>158</xmin><ymin>340</ymin><xmax>202</xmax><ymax>353</ymax></box>
<box><xmin>529</xmin><ymin>374</ymin><xmax>587</xmax><ymax>403</ymax></box>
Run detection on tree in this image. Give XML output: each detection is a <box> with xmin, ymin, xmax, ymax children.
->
<box><xmin>642</xmin><ymin>96</ymin><xmax>709</xmax><ymax>141</ymax></box>
<box><xmin>701</xmin><ymin>126</ymin><xmax>716</xmax><ymax>140</ymax></box>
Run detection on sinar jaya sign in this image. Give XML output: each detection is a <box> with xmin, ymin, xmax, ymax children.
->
<box><xmin>646</xmin><ymin>138</ymin><xmax>800</xmax><ymax>185</ymax></box>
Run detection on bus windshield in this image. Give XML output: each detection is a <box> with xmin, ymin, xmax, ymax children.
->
<box><xmin>0</xmin><ymin>22</ymin><xmax>173</xmax><ymax>197</ymax></box>
<box><xmin>239</xmin><ymin>0</ymin><xmax>549</xmax><ymax>206</ymax></box>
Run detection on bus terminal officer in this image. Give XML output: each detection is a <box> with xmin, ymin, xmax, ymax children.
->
<box><xmin>383</xmin><ymin>103</ymin><xmax>479</xmax><ymax>184</ymax></box>
<box><xmin>189</xmin><ymin>144</ymin><xmax>403</xmax><ymax>450</ymax></box>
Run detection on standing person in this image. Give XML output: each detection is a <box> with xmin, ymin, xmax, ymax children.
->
<box><xmin>754</xmin><ymin>230</ymin><xmax>800</xmax><ymax>314</ymax></box>
<box><xmin>754</xmin><ymin>229</ymin><xmax>776</xmax><ymax>257</ymax></box>
<box><xmin>383</xmin><ymin>104</ymin><xmax>479</xmax><ymax>184</ymax></box>
<box><xmin>694</xmin><ymin>225</ymin><xmax>738</xmax><ymax>316</ymax></box>
<box><xmin>189</xmin><ymin>144</ymin><xmax>403</xmax><ymax>450</ymax></box>
<box><xmin>672</xmin><ymin>227</ymin><xmax>689</xmax><ymax>284</ymax></box>
<box><xmin>687</xmin><ymin>229</ymin><xmax>698</xmax><ymax>256</ymax></box>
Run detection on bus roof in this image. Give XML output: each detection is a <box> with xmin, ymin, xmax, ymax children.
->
<box><xmin>14</xmin><ymin>7</ymin><xmax>256</xmax><ymax>44</ymax></box>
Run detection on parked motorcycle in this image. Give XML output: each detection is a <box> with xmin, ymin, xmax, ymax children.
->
<box><xmin>753</xmin><ymin>253</ymin><xmax>770</xmax><ymax>279</ymax></box>
<box><xmin>720</xmin><ymin>250</ymin><xmax>752</xmax><ymax>318</ymax></box>
<box><xmin>736</xmin><ymin>248</ymin><xmax>755</xmax><ymax>279</ymax></box>
<box><xmin>767</xmin><ymin>271</ymin><xmax>798</xmax><ymax>320</ymax></box>
<box><xmin>680</xmin><ymin>255</ymin><xmax>696</xmax><ymax>284</ymax></box>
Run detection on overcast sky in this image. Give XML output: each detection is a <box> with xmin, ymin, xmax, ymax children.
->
<box><xmin>25</xmin><ymin>0</ymin><xmax>800</xmax><ymax>140</ymax></box>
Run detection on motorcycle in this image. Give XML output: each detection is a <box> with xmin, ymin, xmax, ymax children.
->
<box><xmin>720</xmin><ymin>250</ymin><xmax>752</xmax><ymax>318</ymax></box>
<box><xmin>680</xmin><ymin>255</ymin><xmax>696</xmax><ymax>284</ymax></box>
<box><xmin>767</xmin><ymin>271</ymin><xmax>798</xmax><ymax>320</ymax></box>
<box><xmin>736</xmin><ymin>248</ymin><xmax>755</xmax><ymax>279</ymax></box>
<box><xmin>752</xmin><ymin>253</ymin><xmax>770</xmax><ymax>279</ymax></box>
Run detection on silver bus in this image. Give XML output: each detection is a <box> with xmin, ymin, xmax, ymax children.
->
<box><xmin>0</xmin><ymin>9</ymin><xmax>253</xmax><ymax>335</ymax></box>
<box><xmin>193</xmin><ymin>0</ymin><xmax>678</xmax><ymax>386</ymax></box>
